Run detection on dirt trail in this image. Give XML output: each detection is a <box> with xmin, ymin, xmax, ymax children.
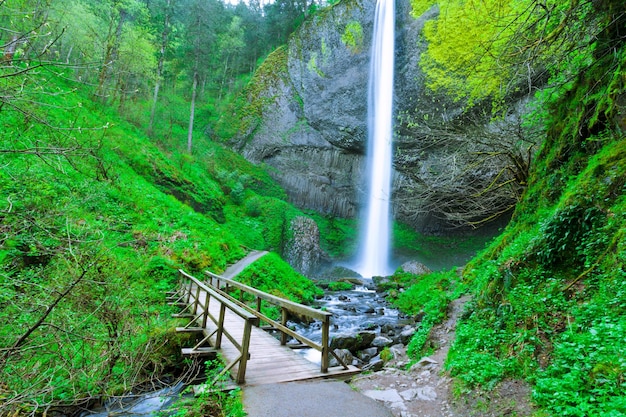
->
<box><xmin>351</xmin><ymin>295</ymin><xmax>535</xmax><ymax>417</ymax></box>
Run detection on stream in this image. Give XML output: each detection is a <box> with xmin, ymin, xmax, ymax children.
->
<box><xmin>83</xmin><ymin>382</ymin><xmax>184</xmax><ymax>417</ymax></box>
<box><xmin>289</xmin><ymin>283</ymin><xmax>404</xmax><ymax>365</ymax></box>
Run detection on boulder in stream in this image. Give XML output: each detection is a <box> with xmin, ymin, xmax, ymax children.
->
<box><xmin>330</xmin><ymin>348</ymin><xmax>354</xmax><ymax>367</ymax></box>
<box><xmin>330</xmin><ymin>331</ymin><xmax>376</xmax><ymax>353</ymax></box>
<box><xmin>372</xmin><ymin>335</ymin><xmax>394</xmax><ymax>349</ymax></box>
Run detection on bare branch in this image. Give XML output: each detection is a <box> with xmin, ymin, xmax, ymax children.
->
<box><xmin>0</xmin><ymin>267</ymin><xmax>90</xmax><ymax>370</ymax></box>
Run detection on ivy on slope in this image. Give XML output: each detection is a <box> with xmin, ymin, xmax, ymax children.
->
<box><xmin>442</xmin><ymin>3</ymin><xmax>626</xmax><ymax>415</ymax></box>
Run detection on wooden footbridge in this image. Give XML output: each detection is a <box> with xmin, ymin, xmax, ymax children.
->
<box><xmin>167</xmin><ymin>252</ymin><xmax>360</xmax><ymax>386</ymax></box>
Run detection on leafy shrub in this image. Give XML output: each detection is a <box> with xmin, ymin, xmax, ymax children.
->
<box><xmin>380</xmin><ymin>347</ymin><xmax>394</xmax><ymax>362</ymax></box>
<box><xmin>534</xmin><ymin>204</ymin><xmax>605</xmax><ymax>268</ymax></box>
<box><xmin>245</xmin><ymin>197</ymin><xmax>263</xmax><ymax>217</ymax></box>
<box><xmin>327</xmin><ymin>281</ymin><xmax>354</xmax><ymax>291</ymax></box>
<box><xmin>389</xmin><ymin>269</ymin><xmax>463</xmax><ymax>359</ymax></box>
<box><xmin>236</xmin><ymin>253</ymin><xmax>322</xmax><ymax>304</ymax></box>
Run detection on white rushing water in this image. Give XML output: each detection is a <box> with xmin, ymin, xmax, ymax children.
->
<box><xmin>354</xmin><ymin>0</ymin><xmax>395</xmax><ymax>278</ymax></box>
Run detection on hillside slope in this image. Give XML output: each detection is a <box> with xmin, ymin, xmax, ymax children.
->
<box><xmin>0</xmin><ymin>77</ymin><xmax>317</xmax><ymax>412</ymax></box>
<box><xmin>444</xmin><ymin>5</ymin><xmax>626</xmax><ymax>416</ymax></box>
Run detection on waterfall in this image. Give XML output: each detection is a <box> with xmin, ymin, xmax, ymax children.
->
<box><xmin>354</xmin><ymin>0</ymin><xmax>395</xmax><ymax>278</ymax></box>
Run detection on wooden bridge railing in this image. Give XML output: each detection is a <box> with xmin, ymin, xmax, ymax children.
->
<box><xmin>174</xmin><ymin>269</ymin><xmax>258</xmax><ymax>384</ymax></box>
<box><xmin>204</xmin><ymin>270</ymin><xmax>349</xmax><ymax>373</ymax></box>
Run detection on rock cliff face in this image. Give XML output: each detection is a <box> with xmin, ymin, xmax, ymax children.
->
<box><xmin>228</xmin><ymin>0</ymin><xmax>534</xmax><ymax>233</ymax></box>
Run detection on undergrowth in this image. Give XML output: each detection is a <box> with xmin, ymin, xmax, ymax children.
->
<box><xmin>0</xmin><ymin>72</ymin><xmax>321</xmax><ymax>412</ymax></box>
<box><xmin>167</xmin><ymin>359</ymin><xmax>245</xmax><ymax>417</ymax></box>
<box><xmin>385</xmin><ymin>269</ymin><xmax>465</xmax><ymax>360</ymax></box>
<box><xmin>443</xmin><ymin>10</ymin><xmax>626</xmax><ymax>415</ymax></box>
<box><xmin>236</xmin><ymin>252</ymin><xmax>323</xmax><ymax>305</ymax></box>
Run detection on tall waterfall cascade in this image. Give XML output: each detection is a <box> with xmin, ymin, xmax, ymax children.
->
<box><xmin>354</xmin><ymin>0</ymin><xmax>395</xmax><ymax>278</ymax></box>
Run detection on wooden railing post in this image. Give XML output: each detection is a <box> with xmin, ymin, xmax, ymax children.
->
<box><xmin>215</xmin><ymin>302</ymin><xmax>226</xmax><ymax>349</ymax></box>
<box><xmin>321</xmin><ymin>315</ymin><xmax>330</xmax><ymax>373</ymax></box>
<box><xmin>203</xmin><ymin>281</ymin><xmax>211</xmax><ymax>328</ymax></box>
<box><xmin>255</xmin><ymin>297</ymin><xmax>262</xmax><ymax>327</ymax></box>
<box><xmin>184</xmin><ymin>273</ymin><xmax>192</xmax><ymax>304</ymax></box>
<box><xmin>237</xmin><ymin>318</ymin><xmax>253</xmax><ymax>384</ymax></box>
<box><xmin>193</xmin><ymin>284</ymin><xmax>201</xmax><ymax>314</ymax></box>
<box><xmin>201</xmin><ymin>298</ymin><xmax>209</xmax><ymax>329</ymax></box>
<box><xmin>280</xmin><ymin>307</ymin><xmax>288</xmax><ymax>345</ymax></box>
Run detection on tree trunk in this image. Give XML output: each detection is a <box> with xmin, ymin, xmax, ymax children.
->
<box><xmin>219</xmin><ymin>55</ymin><xmax>230</xmax><ymax>100</ymax></box>
<box><xmin>96</xmin><ymin>8</ymin><xmax>127</xmax><ymax>102</ymax></box>
<box><xmin>149</xmin><ymin>0</ymin><xmax>171</xmax><ymax>135</ymax></box>
<box><xmin>187</xmin><ymin>69</ymin><xmax>198</xmax><ymax>153</ymax></box>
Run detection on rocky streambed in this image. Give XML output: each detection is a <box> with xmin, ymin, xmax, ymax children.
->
<box><xmin>289</xmin><ymin>280</ymin><xmax>420</xmax><ymax>372</ymax></box>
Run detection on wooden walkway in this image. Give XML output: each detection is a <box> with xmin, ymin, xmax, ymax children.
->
<box><xmin>170</xmin><ymin>253</ymin><xmax>360</xmax><ymax>386</ymax></box>
<box><xmin>199</xmin><ymin>288</ymin><xmax>358</xmax><ymax>385</ymax></box>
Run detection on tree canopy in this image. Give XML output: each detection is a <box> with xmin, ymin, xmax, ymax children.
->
<box><xmin>412</xmin><ymin>0</ymin><xmax>608</xmax><ymax>111</ymax></box>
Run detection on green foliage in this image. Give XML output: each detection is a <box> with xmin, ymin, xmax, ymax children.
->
<box><xmin>388</xmin><ymin>269</ymin><xmax>463</xmax><ymax>359</ymax></box>
<box><xmin>0</xmin><ymin>0</ymin><xmax>344</xmax><ymax>413</ymax></box>
<box><xmin>380</xmin><ymin>347</ymin><xmax>394</xmax><ymax>362</ymax></box>
<box><xmin>226</xmin><ymin>195</ymin><xmax>302</xmax><ymax>253</ymax></box>
<box><xmin>341</xmin><ymin>21</ymin><xmax>364</xmax><ymax>54</ymax></box>
<box><xmin>532</xmin><ymin>204</ymin><xmax>606</xmax><ymax>269</ymax></box>
<box><xmin>213</xmin><ymin>46</ymin><xmax>289</xmax><ymax>142</ymax></box>
<box><xmin>393</xmin><ymin>222</ymin><xmax>495</xmax><ymax>268</ymax></box>
<box><xmin>304</xmin><ymin>212</ymin><xmax>358</xmax><ymax>258</ymax></box>
<box><xmin>414</xmin><ymin>0</ymin><xmax>538</xmax><ymax>105</ymax></box>
<box><xmin>236</xmin><ymin>253</ymin><xmax>323</xmax><ymax>304</ymax></box>
<box><xmin>0</xmin><ymin>58</ymin><xmax>312</xmax><ymax>413</ymax></box>
<box><xmin>445</xmin><ymin>6</ymin><xmax>626</xmax><ymax>412</ymax></box>
<box><xmin>410</xmin><ymin>0</ymin><xmax>436</xmax><ymax>17</ymax></box>
<box><xmin>327</xmin><ymin>281</ymin><xmax>354</xmax><ymax>291</ymax></box>
<box><xmin>170</xmin><ymin>359</ymin><xmax>245</xmax><ymax>417</ymax></box>
<box><xmin>533</xmin><ymin>312</ymin><xmax>626</xmax><ymax>416</ymax></box>
<box><xmin>413</xmin><ymin>0</ymin><xmax>601</xmax><ymax>114</ymax></box>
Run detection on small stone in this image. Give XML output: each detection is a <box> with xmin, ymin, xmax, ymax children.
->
<box><xmin>399</xmin><ymin>388</ymin><xmax>418</xmax><ymax>401</ymax></box>
<box><xmin>415</xmin><ymin>386</ymin><xmax>437</xmax><ymax>401</ymax></box>
<box><xmin>400</xmin><ymin>328</ymin><xmax>416</xmax><ymax>344</ymax></box>
<box><xmin>410</xmin><ymin>356</ymin><xmax>438</xmax><ymax>371</ymax></box>
<box><xmin>358</xmin><ymin>347</ymin><xmax>378</xmax><ymax>362</ymax></box>
<box><xmin>361</xmin><ymin>388</ymin><xmax>403</xmax><ymax>403</ymax></box>
<box><xmin>372</xmin><ymin>335</ymin><xmax>394</xmax><ymax>349</ymax></box>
